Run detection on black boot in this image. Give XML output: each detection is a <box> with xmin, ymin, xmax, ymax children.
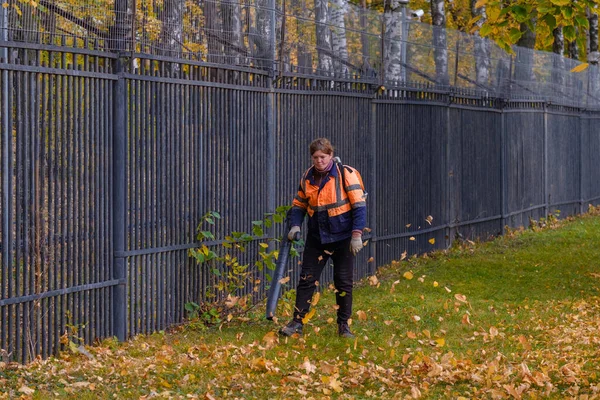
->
<box><xmin>279</xmin><ymin>320</ymin><xmax>303</xmax><ymax>337</ymax></box>
<box><xmin>338</xmin><ymin>322</ymin><xmax>355</xmax><ymax>338</ymax></box>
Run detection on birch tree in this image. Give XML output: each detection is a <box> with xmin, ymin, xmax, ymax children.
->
<box><xmin>315</xmin><ymin>0</ymin><xmax>333</xmax><ymax>74</ymax></box>
<box><xmin>221</xmin><ymin>0</ymin><xmax>243</xmax><ymax>65</ymax></box>
<box><xmin>204</xmin><ymin>0</ymin><xmax>224</xmax><ymax>63</ymax></box>
<box><xmin>471</xmin><ymin>0</ymin><xmax>490</xmax><ymax>88</ymax></box>
<box><xmin>159</xmin><ymin>0</ymin><xmax>184</xmax><ymax>61</ymax></box>
<box><xmin>384</xmin><ymin>0</ymin><xmax>402</xmax><ymax>82</ymax></box>
<box><xmin>330</xmin><ymin>0</ymin><xmax>349</xmax><ymax>76</ymax></box>
<box><xmin>431</xmin><ymin>0</ymin><xmax>449</xmax><ymax>86</ymax></box>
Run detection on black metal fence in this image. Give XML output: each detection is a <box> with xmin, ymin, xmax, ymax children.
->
<box><xmin>1</xmin><ymin>35</ymin><xmax>600</xmax><ymax>364</ymax></box>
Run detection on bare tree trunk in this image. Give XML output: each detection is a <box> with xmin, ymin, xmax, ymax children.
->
<box><xmin>384</xmin><ymin>0</ymin><xmax>402</xmax><ymax>83</ymax></box>
<box><xmin>315</xmin><ymin>0</ymin><xmax>333</xmax><ymax>75</ymax></box>
<box><xmin>514</xmin><ymin>19</ymin><xmax>536</xmax><ymax>83</ymax></box>
<box><xmin>430</xmin><ymin>0</ymin><xmax>449</xmax><ymax>86</ymax></box>
<box><xmin>552</xmin><ymin>27</ymin><xmax>566</xmax><ymax>89</ymax></box>
<box><xmin>359</xmin><ymin>0</ymin><xmax>373</xmax><ymax>77</ymax></box>
<box><xmin>568</xmin><ymin>27</ymin><xmax>579</xmax><ymax>60</ymax></box>
<box><xmin>291</xmin><ymin>0</ymin><xmax>312</xmax><ymax>73</ymax></box>
<box><xmin>330</xmin><ymin>0</ymin><xmax>349</xmax><ymax>76</ymax></box>
<box><xmin>253</xmin><ymin>0</ymin><xmax>274</xmax><ymax>69</ymax></box>
<box><xmin>589</xmin><ymin>8</ymin><xmax>599</xmax><ymax>54</ymax></box>
<box><xmin>471</xmin><ymin>0</ymin><xmax>490</xmax><ymax>88</ymax></box>
<box><xmin>222</xmin><ymin>0</ymin><xmax>243</xmax><ymax>65</ymax></box>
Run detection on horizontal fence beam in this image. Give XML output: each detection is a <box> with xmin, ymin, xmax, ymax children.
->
<box><xmin>0</xmin><ymin>280</ymin><xmax>121</xmax><ymax>306</ymax></box>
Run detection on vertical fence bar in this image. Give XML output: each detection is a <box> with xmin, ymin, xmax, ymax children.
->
<box><xmin>368</xmin><ymin>98</ymin><xmax>377</xmax><ymax>274</ymax></box>
<box><xmin>112</xmin><ymin>58</ymin><xmax>127</xmax><ymax>341</ymax></box>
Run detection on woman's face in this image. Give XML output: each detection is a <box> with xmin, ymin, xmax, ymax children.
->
<box><xmin>312</xmin><ymin>150</ymin><xmax>333</xmax><ymax>170</ymax></box>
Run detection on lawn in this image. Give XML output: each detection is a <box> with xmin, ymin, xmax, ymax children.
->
<box><xmin>1</xmin><ymin>208</ymin><xmax>600</xmax><ymax>399</ymax></box>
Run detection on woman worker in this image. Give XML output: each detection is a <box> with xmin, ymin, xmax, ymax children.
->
<box><xmin>279</xmin><ymin>138</ymin><xmax>367</xmax><ymax>338</ymax></box>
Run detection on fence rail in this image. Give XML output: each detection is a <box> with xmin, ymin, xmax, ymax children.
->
<box><xmin>0</xmin><ymin>23</ymin><xmax>600</xmax><ymax>363</ymax></box>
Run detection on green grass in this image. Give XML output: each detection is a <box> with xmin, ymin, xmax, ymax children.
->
<box><xmin>2</xmin><ymin>210</ymin><xmax>600</xmax><ymax>399</ymax></box>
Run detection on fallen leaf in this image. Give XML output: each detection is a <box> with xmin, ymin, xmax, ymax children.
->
<box><xmin>434</xmin><ymin>338</ymin><xmax>445</xmax><ymax>347</ymax></box>
<box><xmin>455</xmin><ymin>294</ymin><xmax>467</xmax><ymax>303</ymax></box>
<box><xmin>262</xmin><ymin>331</ymin><xmax>279</xmax><ymax>348</ymax></box>
<box><xmin>367</xmin><ymin>257</ymin><xmax>374</xmax><ymax>263</ymax></box>
<box><xmin>461</xmin><ymin>314</ymin><xmax>472</xmax><ymax>325</ymax></box>
<box><xmin>412</xmin><ymin>315</ymin><xmax>421</xmax><ymax>322</ymax></box>
<box><xmin>278</xmin><ymin>276</ymin><xmax>290</xmax><ymax>284</ymax></box>
<box><xmin>409</xmin><ymin>236</ymin><xmax>415</xmax><ymax>241</ymax></box>
<box><xmin>425</xmin><ymin>215</ymin><xmax>433</xmax><ymax>225</ymax></box>
<box><xmin>311</xmin><ymin>292</ymin><xmax>321</xmax><ymax>306</ymax></box>
<box><xmin>407</xmin><ymin>331</ymin><xmax>417</xmax><ymax>339</ymax></box>
<box><xmin>301</xmin><ymin>357</ymin><xmax>317</xmax><ymax>374</ymax></box>
<box><xmin>356</xmin><ymin>310</ymin><xmax>367</xmax><ymax>321</ymax></box>
<box><xmin>433</xmin><ymin>281</ymin><xmax>439</xmax><ymax>287</ymax></box>
<box><xmin>225</xmin><ymin>294</ymin><xmax>239</xmax><ymax>308</ymax></box>
<box><xmin>302</xmin><ymin>308</ymin><xmax>316</xmax><ymax>324</ymax></box>
<box><xmin>490</xmin><ymin>326</ymin><xmax>499</xmax><ymax>338</ymax></box>
<box><xmin>403</xmin><ymin>271</ymin><xmax>414</xmax><ymax>280</ymax></box>
<box><xmin>428</xmin><ymin>238</ymin><xmax>435</xmax><ymax>245</ymax></box>
<box><xmin>368</xmin><ymin>275</ymin><xmax>379</xmax><ymax>286</ymax></box>
<box><xmin>19</xmin><ymin>386</ymin><xmax>35</xmax><ymax>395</ymax></box>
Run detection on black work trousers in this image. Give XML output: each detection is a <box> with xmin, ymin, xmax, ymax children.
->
<box><xmin>293</xmin><ymin>235</ymin><xmax>354</xmax><ymax>324</ymax></box>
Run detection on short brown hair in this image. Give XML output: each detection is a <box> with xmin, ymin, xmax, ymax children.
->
<box><xmin>309</xmin><ymin>138</ymin><xmax>334</xmax><ymax>155</ymax></box>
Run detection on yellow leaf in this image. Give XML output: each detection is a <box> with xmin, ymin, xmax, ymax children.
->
<box><xmin>570</xmin><ymin>63</ymin><xmax>589</xmax><ymax>73</ymax></box>
<box><xmin>433</xmin><ymin>281</ymin><xmax>439</xmax><ymax>287</ymax></box>
<box><xmin>428</xmin><ymin>238</ymin><xmax>435</xmax><ymax>245</ymax></box>
<box><xmin>367</xmin><ymin>256</ymin><xmax>374</xmax><ymax>263</ymax></box>
<box><xmin>422</xmin><ymin>329</ymin><xmax>431</xmax><ymax>338</ymax></box>
<box><xmin>403</xmin><ymin>271</ymin><xmax>413</xmax><ymax>280</ymax></box>
<box><xmin>259</xmin><ymin>242</ymin><xmax>269</xmax><ymax>248</ymax></box>
<box><xmin>435</xmin><ymin>338</ymin><xmax>445</xmax><ymax>347</ymax></box>
<box><xmin>302</xmin><ymin>308</ymin><xmax>316</xmax><ymax>324</ymax></box>
<box><xmin>409</xmin><ymin>236</ymin><xmax>415</xmax><ymax>241</ymax></box>
<box><xmin>2</xmin><ymin>3</ymin><xmax>8</xmax><ymax>8</ymax></box>
<box><xmin>13</xmin><ymin>4</ymin><xmax>21</xmax><ymax>16</ymax></box>
<box><xmin>356</xmin><ymin>310</ymin><xmax>367</xmax><ymax>321</ymax></box>
<box><xmin>474</xmin><ymin>0</ymin><xmax>487</xmax><ymax>8</ymax></box>
<box><xmin>311</xmin><ymin>291</ymin><xmax>320</xmax><ymax>306</ymax></box>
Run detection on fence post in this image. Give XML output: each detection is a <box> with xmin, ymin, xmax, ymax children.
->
<box><xmin>500</xmin><ymin>102</ymin><xmax>507</xmax><ymax>233</ymax></box>
<box><xmin>112</xmin><ymin>56</ymin><xmax>127</xmax><ymax>342</ymax></box>
<box><xmin>543</xmin><ymin>102</ymin><xmax>549</xmax><ymax>219</ymax></box>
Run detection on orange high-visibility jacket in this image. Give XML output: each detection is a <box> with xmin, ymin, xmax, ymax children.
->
<box><xmin>290</xmin><ymin>163</ymin><xmax>366</xmax><ymax>243</ymax></box>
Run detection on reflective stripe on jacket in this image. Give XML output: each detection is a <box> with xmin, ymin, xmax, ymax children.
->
<box><xmin>290</xmin><ymin>163</ymin><xmax>366</xmax><ymax>244</ymax></box>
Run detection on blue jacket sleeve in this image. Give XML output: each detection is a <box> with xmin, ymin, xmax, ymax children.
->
<box><xmin>290</xmin><ymin>205</ymin><xmax>306</xmax><ymax>227</ymax></box>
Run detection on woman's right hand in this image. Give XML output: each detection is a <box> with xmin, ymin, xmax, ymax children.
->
<box><xmin>288</xmin><ymin>226</ymin><xmax>301</xmax><ymax>241</ymax></box>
